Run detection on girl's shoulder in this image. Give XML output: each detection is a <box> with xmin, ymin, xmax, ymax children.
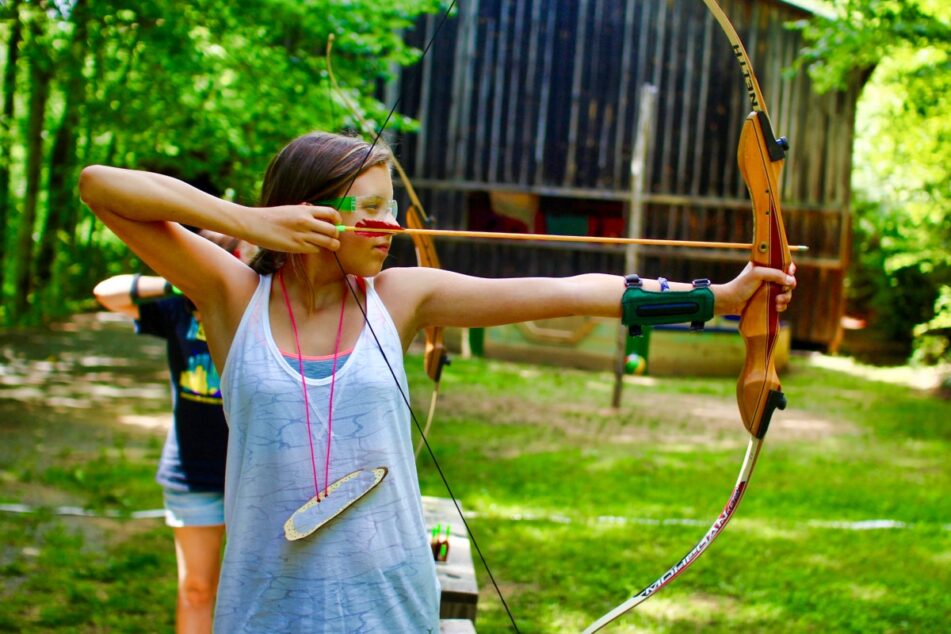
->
<box><xmin>373</xmin><ymin>267</ymin><xmax>416</xmax><ymax>303</ymax></box>
<box><xmin>374</xmin><ymin>266</ymin><xmax>442</xmax><ymax>299</ymax></box>
<box><xmin>372</xmin><ymin>267</ymin><xmax>441</xmax><ymax>334</ymax></box>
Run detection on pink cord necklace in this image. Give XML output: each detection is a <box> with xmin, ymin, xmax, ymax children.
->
<box><xmin>278</xmin><ymin>270</ymin><xmax>346</xmax><ymax>500</ymax></box>
<box><xmin>277</xmin><ymin>272</ymin><xmax>389</xmax><ymax>541</ymax></box>
<box><xmin>279</xmin><ymin>271</ymin><xmax>390</xmax><ymax>542</ymax></box>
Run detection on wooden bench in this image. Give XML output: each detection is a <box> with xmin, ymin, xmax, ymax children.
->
<box><xmin>440</xmin><ymin>618</ymin><xmax>477</xmax><ymax>634</ymax></box>
<box><xmin>422</xmin><ymin>496</ymin><xmax>480</xmax><ymax>624</ymax></box>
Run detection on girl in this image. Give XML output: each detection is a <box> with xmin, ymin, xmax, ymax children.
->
<box><xmin>79</xmin><ymin>131</ymin><xmax>796</xmax><ymax>633</ymax></box>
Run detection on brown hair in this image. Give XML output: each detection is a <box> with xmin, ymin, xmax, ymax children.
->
<box><xmin>250</xmin><ymin>131</ymin><xmax>392</xmax><ymax>285</ymax></box>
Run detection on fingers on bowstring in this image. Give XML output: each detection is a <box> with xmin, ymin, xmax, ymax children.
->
<box><xmin>300</xmin><ymin>213</ymin><xmax>341</xmax><ymax>246</ymax></box>
<box><xmin>301</xmin><ymin>200</ymin><xmax>343</xmax><ymax>227</ymax></box>
<box><xmin>312</xmin><ymin>208</ymin><xmax>343</xmax><ymax>227</ymax></box>
<box><xmin>294</xmin><ymin>216</ymin><xmax>339</xmax><ymax>252</ymax></box>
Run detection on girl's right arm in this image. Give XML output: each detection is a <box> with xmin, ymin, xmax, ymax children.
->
<box><xmin>79</xmin><ymin>166</ymin><xmax>341</xmax><ymax>366</ymax></box>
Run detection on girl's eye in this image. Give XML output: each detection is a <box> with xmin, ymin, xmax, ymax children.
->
<box><xmin>356</xmin><ymin>198</ymin><xmax>398</xmax><ymax>218</ymax></box>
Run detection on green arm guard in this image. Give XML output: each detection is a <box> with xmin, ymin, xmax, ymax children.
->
<box><xmin>621</xmin><ymin>275</ymin><xmax>715</xmax><ymax>337</ymax></box>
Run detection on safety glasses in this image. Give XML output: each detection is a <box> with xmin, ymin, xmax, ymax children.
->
<box><xmin>314</xmin><ymin>195</ymin><xmax>398</xmax><ymax>219</ymax></box>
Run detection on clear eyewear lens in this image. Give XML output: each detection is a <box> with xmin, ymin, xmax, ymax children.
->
<box><xmin>355</xmin><ymin>197</ymin><xmax>398</xmax><ymax>218</ymax></box>
<box><xmin>313</xmin><ymin>196</ymin><xmax>398</xmax><ymax>219</ymax></box>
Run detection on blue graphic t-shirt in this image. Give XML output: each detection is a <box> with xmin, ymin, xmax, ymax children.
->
<box><xmin>137</xmin><ymin>297</ymin><xmax>228</xmax><ymax>492</ymax></box>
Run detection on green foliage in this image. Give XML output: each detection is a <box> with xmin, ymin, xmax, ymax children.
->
<box><xmin>790</xmin><ymin>0</ymin><xmax>951</xmax><ymax>92</ymax></box>
<box><xmin>914</xmin><ymin>285</ymin><xmax>951</xmax><ymax>364</ymax></box>
<box><xmin>0</xmin><ymin>0</ymin><xmax>446</xmax><ymax>324</ymax></box>
<box><xmin>791</xmin><ymin>0</ymin><xmax>951</xmax><ymax>363</ymax></box>
<box><xmin>847</xmin><ymin>195</ymin><xmax>939</xmax><ymax>344</ymax></box>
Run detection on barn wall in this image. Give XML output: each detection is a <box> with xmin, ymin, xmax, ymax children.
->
<box><xmin>392</xmin><ymin>0</ymin><xmax>865</xmax><ymax>347</ymax></box>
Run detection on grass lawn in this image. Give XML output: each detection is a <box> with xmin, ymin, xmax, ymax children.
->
<box><xmin>1</xmin><ymin>313</ymin><xmax>948</xmax><ymax>632</ymax></box>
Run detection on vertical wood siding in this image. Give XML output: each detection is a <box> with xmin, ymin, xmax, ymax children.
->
<box><xmin>394</xmin><ymin>0</ymin><xmax>864</xmax><ymax>347</ymax></box>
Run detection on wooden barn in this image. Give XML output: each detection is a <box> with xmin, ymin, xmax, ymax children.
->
<box><xmin>388</xmin><ymin>0</ymin><xmax>864</xmax><ymax>351</ymax></box>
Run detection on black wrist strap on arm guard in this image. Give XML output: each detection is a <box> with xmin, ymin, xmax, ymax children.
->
<box><xmin>130</xmin><ymin>275</ymin><xmax>181</xmax><ymax>306</ymax></box>
<box><xmin>129</xmin><ymin>273</ymin><xmax>142</xmax><ymax>304</ymax></box>
<box><xmin>621</xmin><ymin>275</ymin><xmax>715</xmax><ymax>337</ymax></box>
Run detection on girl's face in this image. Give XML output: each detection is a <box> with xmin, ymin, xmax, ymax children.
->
<box><xmin>334</xmin><ymin>164</ymin><xmax>397</xmax><ymax>277</ymax></box>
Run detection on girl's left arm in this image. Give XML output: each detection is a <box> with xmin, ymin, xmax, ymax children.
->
<box><xmin>379</xmin><ymin>263</ymin><xmax>796</xmax><ymax>337</ymax></box>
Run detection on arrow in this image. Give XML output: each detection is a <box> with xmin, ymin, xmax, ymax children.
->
<box><xmin>335</xmin><ymin>225</ymin><xmax>809</xmax><ymax>251</ymax></box>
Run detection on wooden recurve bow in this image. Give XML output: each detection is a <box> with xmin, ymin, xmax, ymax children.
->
<box><xmin>582</xmin><ymin>1</ymin><xmax>792</xmax><ymax>631</ymax></box>
<box><xmin>324</xmin><ymin>13</ymin><xmax>522</xmax><ymax>631</ymax></box>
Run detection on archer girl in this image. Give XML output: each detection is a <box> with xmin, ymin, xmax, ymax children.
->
<box><xmin>79</xmin><ymin>131</ymin><xmax>795</xmax><ymax>632</ymax></box>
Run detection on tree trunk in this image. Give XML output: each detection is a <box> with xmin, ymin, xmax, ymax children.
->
<box><xmin>12</xmin><ymin>20</ymin><xmax>52</xmax><ymax>320</ymax></box>
<box><xmin>36</xmin><ymin>0</ymin><xmax>89</xmax><ymax>294</ymax></box>
<box><xmin>76</xmin><ymin>28</ymin><xmax>140</xmax><ymax>290</ymax></box>
<box><xmin>0</xmin><ymin>0</ymin><xmax>23</xmax><ymax>298</ymax></box>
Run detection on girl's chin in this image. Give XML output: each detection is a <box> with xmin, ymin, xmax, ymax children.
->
<box><xmin>339</xmin><ymin>259</ymin><xmax>385</xmax><ymax>278</ymax></box>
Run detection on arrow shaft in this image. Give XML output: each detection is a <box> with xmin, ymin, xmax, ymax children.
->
<box><xmin>340</xmin><ymin>226</ymin><xmax>808</xmax><ymax>251</ymax></box>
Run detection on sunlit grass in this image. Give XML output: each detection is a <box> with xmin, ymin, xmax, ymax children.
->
<box><xmin>0</xmin><ymin>317</ymin><xmax>948</xmax><ymax>632</ymax></box>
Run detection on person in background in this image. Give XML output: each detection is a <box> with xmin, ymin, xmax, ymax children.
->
<box><xmin>93</xmin><ymin>229</ymin><xmax>255</xmax><ymax>634</ymax></box>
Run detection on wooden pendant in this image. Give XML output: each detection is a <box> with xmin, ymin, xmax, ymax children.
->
<box><xmin>284</xmin><ymin>466</ymin><xmax>388</xmax><ymax>541</ymax></box>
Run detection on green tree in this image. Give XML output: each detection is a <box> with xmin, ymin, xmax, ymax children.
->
<box><xmin>0</xmin><ymin>0</ymin><xmax>22</xmax><ymax>296</ymax></box>
<box><xmin>0</xmin><ymin>0</ymin><xmax>444</xmax><ymax>323</ymax></box>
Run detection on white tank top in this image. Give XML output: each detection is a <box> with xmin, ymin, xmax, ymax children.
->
<box><xmin>215</xmin><ymin>274</ymin><xmax>439</xmax><ymax>633</ymax></box>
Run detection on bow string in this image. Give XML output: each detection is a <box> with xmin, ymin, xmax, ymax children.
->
<box><xmin>320</xmin><ymin>6</ymin><xmax>523</xmax><ymax>631</ymax></box>
<box><xmin>324</xmin><ymin>35</ymin><xmax>450</xmax><ymax>459</ymax></box>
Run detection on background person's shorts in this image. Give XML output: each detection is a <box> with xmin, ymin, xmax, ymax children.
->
<box><xmin>163</xmin><ymin>489</ymin><xmax>225</xmax><ymax>527</ymax></box>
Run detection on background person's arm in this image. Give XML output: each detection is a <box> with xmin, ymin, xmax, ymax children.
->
<box><xmin>93</xmin><ymin>274</ymin><xmax>175</xmax><ymax>319</ymax></box>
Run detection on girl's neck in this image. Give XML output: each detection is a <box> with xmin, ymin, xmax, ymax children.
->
<box><xmin>279</xmin><ymin>260</ymin><xmax>350</xmax><ymax>314</ymax></box>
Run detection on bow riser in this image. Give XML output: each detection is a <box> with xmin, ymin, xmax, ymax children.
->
<box><xmin>423</xmin><ymin>333</ymin><xmax>448</xmax><ymax>382</ymax></box>
<box><xmin>736</xmin><ymin>112</ymin><xmax>792</xmax><ymax>438</ymax></box>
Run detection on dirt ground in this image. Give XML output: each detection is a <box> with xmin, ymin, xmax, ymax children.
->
<box><xmin>0</xmin><ymin>313</ymin><xmax>171</xmax><ymax>507</ymax></box>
